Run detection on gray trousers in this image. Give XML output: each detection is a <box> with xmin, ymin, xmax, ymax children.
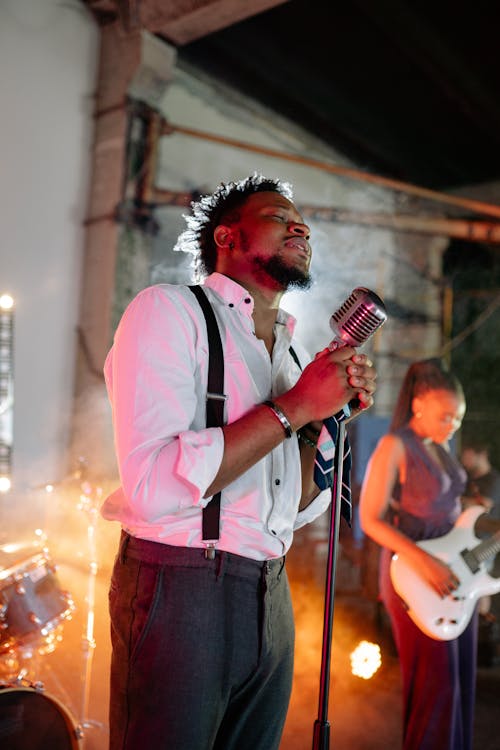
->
<box><xmin>108</xmin><ymin>532</ymin><xmax>295</xmax><ymax>750</ymax></box>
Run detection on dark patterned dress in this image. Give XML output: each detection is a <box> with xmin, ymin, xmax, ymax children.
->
<box><xmin>379</xmin><ymin>426</ymin><xmax>475</xmax><ymax>750</ymax></box>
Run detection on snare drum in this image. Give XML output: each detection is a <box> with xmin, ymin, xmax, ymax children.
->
<box><xmin>0</xmin><ymin>545</ymin><xmax>74</xmax><ymax>652</ymax></box>
<box><xmin>0</xmin><ymin>683</ymin><xmax>83</xmax><ymax>749</ymax></box>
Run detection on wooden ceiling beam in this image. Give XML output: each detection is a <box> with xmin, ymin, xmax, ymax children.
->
<box><xmin>85</xmin><ymin>0</ymin><xmax>290</xmax><ymax>44</ymax></box>
<box><xmin>143</xmin><ymin>0</ymin><xmax>289</xmax><ymax>45</ymax></box>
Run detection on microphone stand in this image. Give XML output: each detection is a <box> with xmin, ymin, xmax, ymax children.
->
<box><xmin>310</xmin><ymin>287</ymin><xmax>386</xmax><ymax>747</ymax></box>
<box><xmin>312</xmin><ymin>418</ymin><xmax>347</xmax><ymax>749</ymax></box>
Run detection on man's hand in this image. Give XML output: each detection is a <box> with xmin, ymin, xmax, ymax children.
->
<box><xmin>345</xmin><ymin>352</ymin><xmax>376</xmax><ymax>416</ymax></box>
<box><xmin>275</xmin><ymin>346</ymin><xmax>377</xmax><ymax>430</ymax></box>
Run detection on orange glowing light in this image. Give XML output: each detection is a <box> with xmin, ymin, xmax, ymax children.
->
<box><xmin>350</xmin><ymin>640</ymin><xmax>382</xmax><ymax>679</ymax></box>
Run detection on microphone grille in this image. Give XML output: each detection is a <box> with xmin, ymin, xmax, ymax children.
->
<box><xmin>330</xmin><ymin>287</ymin><xmax>387</xmax><ymax>347</ymax></box>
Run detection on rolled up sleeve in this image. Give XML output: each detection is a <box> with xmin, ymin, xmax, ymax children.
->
<box><xmin>105</xmin><ymin>286</ymin><xmax>225</xmax><ymax>523</ymax></box>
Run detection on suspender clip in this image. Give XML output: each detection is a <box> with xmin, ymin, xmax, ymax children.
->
<box><xmin>204</xmin><ymin>543</ymin><xmax>217</xmax><ymax>560</ymax></box>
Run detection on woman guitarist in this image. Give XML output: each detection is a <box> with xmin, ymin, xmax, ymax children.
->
<box><xmin>359</xmin><ymin>358</ymin><xmax>496</xmax><ymax>750</ymax></box>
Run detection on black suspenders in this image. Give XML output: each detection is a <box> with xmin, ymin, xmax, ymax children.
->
<box><xmin>188</xmin><ymin>285</ymin><xmax>302</xmax><ymax>558</ymax></box>
<box><xmin>189</xmin><ymin>285</ymin><xmax>225</xmax><ymax>557</ymax></box>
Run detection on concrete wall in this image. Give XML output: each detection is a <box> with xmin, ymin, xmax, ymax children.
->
<box><xmin>0</xmin><ymin>0</ymin><xmax>99</xmax><ymax>494</ymax></box>
<box><xmin>151</xmin><ymin>62</ymin><xmax>442</xmax><ymax>414</ymax></box>
<box><xmin>0</xmin><ymin>13</ymin><xmax>450</xmax><ymax>511</ymax></box>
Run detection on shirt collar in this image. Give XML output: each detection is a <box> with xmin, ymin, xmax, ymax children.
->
<box><xmin>203</xmin><ymin>272</ymin><xmax>297</xmax><ymax>336</ymax></box>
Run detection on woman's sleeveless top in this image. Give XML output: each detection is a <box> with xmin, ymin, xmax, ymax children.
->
<box><xmin>389</xmin><ymin>426</ymin><xmax>466</xmax><ymax>541</ymax></box>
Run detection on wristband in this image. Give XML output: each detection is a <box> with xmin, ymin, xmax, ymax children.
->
<box><xmin>264</xmin><ymin>400</ymin><xmax>293</xmax><ymax>438</ymax></box>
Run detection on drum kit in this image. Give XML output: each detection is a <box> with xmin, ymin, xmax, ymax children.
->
<box><xmin>0</xmin><ymin>465</ymin><xmax>105</xmax><ymax>749</ymax></box>
<box><xmin>0</xmin><ymin>540</ymin><xmax>82</xmax><ymax>748</ymax></box>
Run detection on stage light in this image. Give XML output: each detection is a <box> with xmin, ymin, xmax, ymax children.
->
<box><xmin>350</xmin><ymin>640</ymin><xmax>382</xmax><ymax>680</ymax></box>
<box><xmin>0</xmin><ymin>475</ymin><xmax>11</xmax><ymax>492</ymax></box>
<box><xmin>0</xmin><ymin>294</ymin><xmax>14</xmax><ymax>310</ymax></box>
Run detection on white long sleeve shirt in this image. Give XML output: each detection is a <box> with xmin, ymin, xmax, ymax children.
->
<box><xmin>101</xmin><ymin>272</ymin><xmax>332</xmax><ymax>560</ymax></box>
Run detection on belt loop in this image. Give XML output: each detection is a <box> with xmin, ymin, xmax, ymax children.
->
<box><xmin>119</xmin><ymin>531</ymin><xmax>130</xmax><ymax>564</ymax></box>
<box><xmin>261</xmin><ymin>561</ymin><xmax>269</xmax><ymax>592</ymax></box>
<box><xmin>216</xmin><ymin>550</ymin><xmax>224</xmax><ymax>579</ymax></box>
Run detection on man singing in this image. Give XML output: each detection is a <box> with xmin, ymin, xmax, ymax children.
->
<box><xmin>102</xmin><ymin>173</ymin><xmax>377</xmax><ymax>750</ymax></box>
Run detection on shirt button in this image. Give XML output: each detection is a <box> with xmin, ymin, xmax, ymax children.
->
<box><xmin>228</xmin><ymin>303</ymin><xmax>234</xmax><ymax>308</ymax></box>
<box><xmin>244</xmin><ymin>297</ymin><xmax>251</xmax><ymax>304</ymax></box>
<box><xmin>275</xmin><ymin>478</ymin><xmax>281</xmax><ymax>485</ymax></box>
<box><xmin>271</xmin><ymin>530</ymin><xmax>277</xmax><ymax>536</ymax></box>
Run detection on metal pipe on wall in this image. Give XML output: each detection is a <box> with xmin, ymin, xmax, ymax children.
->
<box><xmin>161</xmin><ymin>120</ymin><xmax>500</xmax><ymax>221</ymax></box>
<box><xmin>299</xmin><ymin>207</ymin><xmax>500</xmax><ymax>245</ymax></box>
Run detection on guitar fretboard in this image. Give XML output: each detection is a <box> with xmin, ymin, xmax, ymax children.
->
<box><xmin>472</xmin><ymin>531</ymin><xmax>500</xmax><ymax>566</ymax></box>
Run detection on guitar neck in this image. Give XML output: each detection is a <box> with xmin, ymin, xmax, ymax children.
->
<box><xmin>469</xmin><ymin>531</ymin><xmax>500</xmax><ymax>568</ymax></box>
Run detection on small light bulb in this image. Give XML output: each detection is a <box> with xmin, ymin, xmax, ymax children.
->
<box><xmin>0</xmin><ymin>476</ymin><xmax>11</xmax><ymax>493</ymax></box>
<box><xmin>0</xmin><ymin>295</ymin><xmax>14</xmax><ymax>310</ymax></box>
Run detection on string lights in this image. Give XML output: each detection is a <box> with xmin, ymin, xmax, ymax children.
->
<box><xmin>0</xmin><ymin>293</ymin><xmax>14</xmax><ymax>492</ymax></box>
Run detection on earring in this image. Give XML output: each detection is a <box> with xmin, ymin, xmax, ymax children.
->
<box><xmin>415</xmin><ymin>411</ymin><xmax>422</xmax><ymax>419</ymax></box>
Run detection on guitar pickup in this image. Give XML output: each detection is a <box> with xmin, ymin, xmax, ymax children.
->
<box><xmin>460</xmin><ymin>547</ymin><xmax>480</xmax><ymax>574</ymax></box>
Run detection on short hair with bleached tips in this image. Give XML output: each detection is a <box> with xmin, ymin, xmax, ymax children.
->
<box><xmin>173</xmin><ymin>173</ymin><xmax>293</xmax><ymax>279</ymax></box>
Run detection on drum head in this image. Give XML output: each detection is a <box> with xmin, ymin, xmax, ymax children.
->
<box><xmin>0</xmin><ymin>548</ymin><xmax>74</xmax><ymax>653</ymax></box>
<box><xmin>0</xmin><ymin>687</ymin><xmax>82</xmax><ymax>749</ymax></box>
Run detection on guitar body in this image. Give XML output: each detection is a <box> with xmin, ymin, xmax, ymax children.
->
<box><xmin>390</xmin><ymin>505</ymin><xmax>500</xmax><ymax>640</ymax></box>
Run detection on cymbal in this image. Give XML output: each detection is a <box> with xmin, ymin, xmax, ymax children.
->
<box><xmin>0</xmin><ymin>542</ymin><xmax>45</xmax><ymax>575</ymax></box>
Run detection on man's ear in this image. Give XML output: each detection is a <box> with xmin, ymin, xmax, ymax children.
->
<box><xmin>214</xmin><ymin>225</ymin><xmax>234</xmax><ymax>250</ymax></box>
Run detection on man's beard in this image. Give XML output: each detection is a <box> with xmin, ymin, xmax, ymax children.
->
<box><xmin>253</xmin><ymin>255</ymin><xmax>312</xmax><ymax>291</ymax></box>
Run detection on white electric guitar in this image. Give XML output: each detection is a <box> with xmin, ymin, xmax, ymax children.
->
<box><xmin>390</xmin><ymin>505</ymin><xmax>500</xmax><ymax>640</ymax></box>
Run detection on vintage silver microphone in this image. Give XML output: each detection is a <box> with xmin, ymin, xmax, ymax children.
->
<box><xmin>329</xmin><ymin>286</ymin><xmax>387</xmax><ymax>348</ymax></box>
<box><xmin>328</xmin><ymin>287</ymin><xmax>387</xmax><ymax>418</ymax></box>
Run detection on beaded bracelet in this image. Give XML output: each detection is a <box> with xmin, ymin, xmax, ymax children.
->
<box><xmin>298</xmin><ymin>423</ymin><xmax>320</xmax><ymax>448</ymax></box>
<box><xmin>298</xmin><ymin>431</ymin><xmax>318</xmax><ymax>448</ymax></box>
<box><xmin>264</xmin><ymin>400</ymin><xmax>293</xmax><ymax>438</ymax></box>
<box><xmin>301</xmin><ymin>423</ymin><xmax>321</xmax><ymax>441</ymax></box>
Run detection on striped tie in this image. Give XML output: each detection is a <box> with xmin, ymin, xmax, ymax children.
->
<box><xmin>314</xmin><ymin>415</ymin><xmax>352</xmax><ymax>524</ymax></box>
